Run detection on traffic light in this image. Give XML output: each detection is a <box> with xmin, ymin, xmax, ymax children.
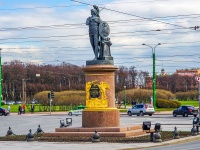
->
<box><xmin>51</xmin><ymin>91</ymin><xmax>54</xmax><ymax>99</ymax></box>
<box><xmin>48</xmin><ymin>91</ymin><xmax>54</xmax><ymax>99</ymax></box>
<box><xmin>48</xmin><ymin>92</ymin><xmax>51</xmax><ymax>99</ymax></box>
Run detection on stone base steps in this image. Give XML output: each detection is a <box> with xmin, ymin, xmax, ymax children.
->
<box><xmin>42</xmin><ymin>125</ymin><xmax>147</xmax><ymax>138</ymax></box>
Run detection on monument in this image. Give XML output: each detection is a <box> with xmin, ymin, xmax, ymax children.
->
<box><xmin>83</xmin><ymin>5</ymin><xmax>119</xmax><ymax>127</ymax></box>
<box><xmin>42</xmin><ymin>6</ymin><xmax>145</xmax><ymax>139</ymax></box>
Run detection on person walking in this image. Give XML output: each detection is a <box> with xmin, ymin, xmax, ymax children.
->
<box><xmin>22</xmin><ymin>104</ymin><xmax>26</xmax><ymax>114</ymax></box>
<box><xmin>31</xmin><ymin>104</ymin><xmax>35</xmax><ymax>114</ymax></box>
<box><xmin>7</xmin><ymin>105</ymin><xmax>11</xmax><ymax>113</ymax></box>
<box><xmin>18</xmin><ymin>105</ymin><xmax>22</xmax><ymax>115</ymax></box>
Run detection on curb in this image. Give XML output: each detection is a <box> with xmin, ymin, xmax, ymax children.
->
<box><xmin>125</xmin><ymin>134</ymin><xmax>200</xmax><ymax>150</ymax></box>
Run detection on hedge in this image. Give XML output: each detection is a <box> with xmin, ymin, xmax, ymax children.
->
<box><xmin>157</xmin><ymin>99</ymin><xmax>181</xmax><ymax>108</ymax></box>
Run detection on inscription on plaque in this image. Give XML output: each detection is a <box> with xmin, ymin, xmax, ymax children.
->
<box><xmin>85</xmin><ymin>81</ymin><xmax>110</xmax><ymax>108</ymax></box>
<box><xmin>89</xmin><ymin>84</ymin><xmax>100</xmax><ymax>98</ymax></box>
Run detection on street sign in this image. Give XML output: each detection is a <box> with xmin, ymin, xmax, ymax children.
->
<box><xmin>195</xmin><ymin>76</ymin><xmax>200</xmax><ymax>82</ymax></box>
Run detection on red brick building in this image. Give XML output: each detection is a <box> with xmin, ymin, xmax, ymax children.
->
<box><xmin>145</xmin><ymin>68</ymin><xmax>200</xmax><ymax>90</ymax></box>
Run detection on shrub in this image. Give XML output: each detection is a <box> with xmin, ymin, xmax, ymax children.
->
<box><xmin>34</xmin><ymin>90</ymin><xmax>85</xmax><ymax>106</ymax></box>
<box><xmin>157</xmin><ymin>99</ymin><xmax>181</xmax><ymax>108</ymax></box>
<box><xmin>171</xmin><ymin>100</ymin><xmax>181</xmax><ymax>108</ymax></box>
<box><xmin>117</xmin><ymin>89</ymin><xmax>175</xmax><ymax>104</ymax></box>
<box><xmin>175</xmin><ymin>91</ymin><xmax>198</xmax><ymax>100</ymax></box>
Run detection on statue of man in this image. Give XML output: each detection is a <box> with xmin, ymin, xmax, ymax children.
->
<box><xmin>86</xmin><ymin>5</ymin><xmax>102</xmax><ymax>60</ymax></box>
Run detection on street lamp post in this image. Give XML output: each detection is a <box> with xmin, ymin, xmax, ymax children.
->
<box><xmin>142</xmin><ymin>43</ymin><xmax>161</xmax><ymax>109</ymax></box>
<box><xmin>22</xmin><ymin>78</ymin><xmax>30</xmax><ymax>104</ymax></box>
<box><xmin>124</xmin><ymin>86</ymin><xmax>126</xmax><ymax>109</ymax></box>
<box><xmin>0</xmin><ymin>48</ymin><xmax>2</xmax><ymax>107</ymax></box>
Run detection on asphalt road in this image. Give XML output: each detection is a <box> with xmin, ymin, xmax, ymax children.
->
<box><xmin>0</xmin><ymin>112</ymin><xmax>199</xmax><ymax>150</ymax></box>
<box><xmin>0</xmin><ymin>112</ymin><xmax>195</xmax><ymax>136</ymax></box>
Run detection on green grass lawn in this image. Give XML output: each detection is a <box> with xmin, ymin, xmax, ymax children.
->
<box><xmin>156</xmin><ymin>101</ymin><xmax>199</xmax><ymax>111</ymax></box>
<box><xmin>2</xmin><ymin>100</ymin><xmax>199</xmax><ymax>113</ymax></box>
<box><xmin>179</xmin><ymin>101</ymin><xmax>199</xmax><ymax>107</ymax></box>
<box><xmin>2</xmin><ymin>104</ymin><xmax>67</xmax><ymax>113</ymax></box>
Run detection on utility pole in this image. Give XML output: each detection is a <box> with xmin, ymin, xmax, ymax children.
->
<box><xmin>48</xmin><ymin>91</ymin><xmax>54</xmax><ymax>115</ymax></box>
<box><xmin>124</xmin><ymin>86</ymin><xmax>126</xmax><ymax>109</ymax></box>
<box><xmin>22</xmin><ymin>78</ymin><xmax>30</xmax><ymax>104</ymax></box>
<box><xmin>0</xmin><ymin>48</ymin><xmax>2</xmax><ymax>107</ymax></box>
<box><xmin>195</xmin><ymin>76</ymin><xmax>200</xmax><ymax>118</ymax></box>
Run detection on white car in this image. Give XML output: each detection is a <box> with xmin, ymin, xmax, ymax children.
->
<box><xmin>127</xmin><ymin>104</ymin><xmax>155</xmax><ymax>116</ymax></box>
<box><xmin>68</xmin><ymin>109</ymin><xmax>83</xmax><ymax>116</ymax></box>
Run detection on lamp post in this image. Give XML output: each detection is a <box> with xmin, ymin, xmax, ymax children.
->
<box><xmin>142</xmin><ymin>43</ymin><xmax>161</xmax><ymax>109</ymax></box>
<box><xmin>195</xmin><ymin>76</ymin><xmax>200</xmax><ymax>118</ymax></box>
<box><xmin>0</xmin><ymin>48</ymin><xmax>2</xmax><ymax>107</ymax></box>
<box><xmin>22</xmin><ymin>78</ymin><xmax>30</xmax><ymax>104</ymax></box>
<box><xmin>124</xmin><ymin>85</ymin><xmax>126</xmax><ymax>109</ymax></box>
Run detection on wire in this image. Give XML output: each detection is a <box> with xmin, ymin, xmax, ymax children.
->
<box><xmin>0</xmin><ymin>4</ymin><xmax>84</xmax><ymax>11</ymax></box>
<box><xmin>70</xmin><ymin>0</ymin><xmax>192</xmax><ymax>30</ymax></box>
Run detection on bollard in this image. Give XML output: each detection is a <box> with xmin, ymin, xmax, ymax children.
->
<box><xmin>153</xmin><ymin>131</ymin><xmax>162</xmax><ymax>142</ymax></box>
<box><xmin>196</xmin><ymin>125</ymin><xmax>199</xmax><ymax>134</ymax></box>
<box><xmin>191</xmin><ymin>125</ymin><xmax>197</xmax><ymax>136</ymax></box>
<box><xmin>92</xmin><ymin>130</ymin><xmax>100</xmax><ymax>142</ymax></box>
<box><xmin>173</xmin><ymin>126</ymin><xmax>180</xmax><ymax>139</ymax></box>
<box><xmin>26</xmin><ymin>129</ymin><xmax>35</xmax><ymax>141</ymax></box>
<box><xmin>6</xmin><ymin>127</ymin><xmax>15</xmax><ymax>136</ymax></box>
<box><xmin>193</xmin><ymin>114</ymin><xmax>199</xmax><ymax>133</ymax></box>
<box><xmin>36</xmin><ymin>125</ymin><xmax>44</xmax><ymax>134</ymax></box>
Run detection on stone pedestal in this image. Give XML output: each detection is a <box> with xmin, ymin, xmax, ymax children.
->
<box><xmin>82</xmin><ymin>108</ymin><xmax>119</xmax><ymax>127</ymax></box>
<box><xmin>82</xmin><ymin>63</ymin><xmax>119</xmax><ymax>127</ymax></box>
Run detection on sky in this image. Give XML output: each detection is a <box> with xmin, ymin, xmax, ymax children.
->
<box><xmin>0</xmin><ymin>0</ymin><xmax>200</xmax><ymax>75</ymax></box>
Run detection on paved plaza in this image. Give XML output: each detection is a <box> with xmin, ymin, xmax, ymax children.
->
<box><xmin>0</xmin><ymin>112</ymin><xmax>200</xmax><ymax>150</ymax></box>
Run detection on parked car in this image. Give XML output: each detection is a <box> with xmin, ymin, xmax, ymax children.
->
<box><xmin>28</xmin><ymin>100</ymin><xmax>39</xmax><ymax>104</ymax></box>
<box><xmin>0</xmin><ymin>108</ymin><xmax>9</xmax><ymax>116</ymax></box>
<box><xmin>68</xmin><ymin>109</ymin><xmax>83</xmax><ymax>116</ymax></box>
<box><xmin>127</xmin><ymin>103</ymin><xmax>155</xmax><ymax>116</ymax></box>
<box><xmin>14</xmin><ymin>101</ymin><xmax>22</xmax><ymax>104</ymax></box>
<box><xmin>173</xmin><ymin>105</ymin><xmax>198</xmax><ymax>117</ymax></box>
<box><xmin>6</xmin><ymin>101</ymin><xmax>14</xmax><ymax>105</ymax></box>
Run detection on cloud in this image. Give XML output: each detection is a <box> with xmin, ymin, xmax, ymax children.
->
<box><xmin>0</xmin><ymin>0</ymin><xmax>200</xmax><ymax>74</ymax></box>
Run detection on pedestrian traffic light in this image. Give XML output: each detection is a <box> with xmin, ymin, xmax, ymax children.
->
<box><xmin>51</xmin><ymin>91</ymin><xmax>54</xmax><ymax>99</ymax></box>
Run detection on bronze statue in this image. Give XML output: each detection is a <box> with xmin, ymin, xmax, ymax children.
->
<box><xmin>86</xmin><ymin>5</ymin><xmax>113</xmax><ymax>61</ymax></box>
<box><xmin>86</xmin><ymin>5</ymin><xmax>102</xmax><ymax>60</ymax></box>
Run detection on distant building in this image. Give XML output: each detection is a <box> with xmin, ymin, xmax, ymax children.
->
<box><xmin>175</xmin><ymin>68</ymin><xmax>200</xmax><ymax>76</ymax></box>
<box><xmin>145</xmin><ymin>68</ymin><xmax>200</xmax><ymax>90</ymax></box>
<box><xmin>145</xmin><ymin>68</ymin><xmax>169</xmax><ymax>89</ymax></box>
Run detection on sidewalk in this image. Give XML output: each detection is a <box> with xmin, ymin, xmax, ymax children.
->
<box><xmin>0</xmin><ymin>135</ymin><xmax>200</xmax><ymax>150</ymax></box>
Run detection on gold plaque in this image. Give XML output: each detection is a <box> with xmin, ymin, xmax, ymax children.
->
<box><xmin>85</xmin><ymin>81</ymin><xmax>110</xmax><ymax>108</ymax></box>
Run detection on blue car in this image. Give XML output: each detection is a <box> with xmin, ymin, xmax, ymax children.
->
<box><xmin>0</xmin><ymin>108</ymin><xmax>9</xmax><ymax>116</ymax></box>
<box><xmin>173</xmin><ymin>105</ymin><xmax>198</xmax><ymax>117</ymax></box>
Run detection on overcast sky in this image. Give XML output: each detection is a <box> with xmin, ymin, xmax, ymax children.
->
<box><xmin>0</xmin><ymin>0</ymin><xmax>200</xmax><ymax>75</ymax></box>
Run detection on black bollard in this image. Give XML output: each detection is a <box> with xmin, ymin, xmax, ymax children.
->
<box><xmin>6</xmin><ymin>127</ymin><xmax>15</xmax><ymax>136</ymax></box>
<box><xmin>191</xmin><ymin>125</ymin><xmax>197</xmax><ymax>136</ymax></box>
<box><xmin>153</xmin><ymin>131</ymin><xmax>162</xmax><ymax>142</ymax></box>
<box><xmin>36</xmin><ymin>125</ymin><xmax>44</xmax><ymax>134</ymax></box>
<box><xmin>193</xmin><ymin>115</ymin><xmax>199</xmax><ymax>133</ymax></box>
<box><xmin>173</xmin><ymin>126</ymin><xmax>180</xmax><ymax>139</ymax></box>
<box><xmin>92</xmin><ymin>130</ymin><xmax>100</xmax><ymax>142</ymax></box>
<box><xmin>26</xmin><ymin>129</ymin><xmax>35</xmax><ymax>141</ymax></box>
